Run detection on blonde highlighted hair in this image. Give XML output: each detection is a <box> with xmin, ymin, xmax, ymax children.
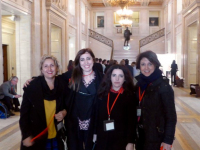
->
<box><xmin>39</xmin><ymin>54</ymin><xmax>60</xmax><ymax>75</ymax></box>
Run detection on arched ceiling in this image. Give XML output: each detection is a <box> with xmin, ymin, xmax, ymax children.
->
<box><xmin>87</xmin><ymin>0</ymin><xmax>164</xmax><ymax>7</ymax></box>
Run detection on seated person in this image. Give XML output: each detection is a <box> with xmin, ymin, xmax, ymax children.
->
<box><xmin>0</xmin><ymin>76</ymin><xmax>21</xmax><ymax>115</ymax></box>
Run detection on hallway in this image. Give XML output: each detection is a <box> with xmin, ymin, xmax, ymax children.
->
<box><xmin>0</xmin><ymin>87</ymin><xmax>200</xmax><ymax>150</ymax></box>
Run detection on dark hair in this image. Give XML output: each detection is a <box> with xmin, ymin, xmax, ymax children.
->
<box><xmin>99</xmin><ymin>58</ymin><xmax>102</xmax><ymax>63</ymax></box>
<box><xmin>113</xmin><ymin>60</ymin><xmax>118</xmax><ymax>65</ymax></box>
<box><xmin>102</xmin><ymin>59</ymin><xmax>107</xmax><ymax>64</ymax></box>
<box><xmin>109</xmin><ymin>60</ymin><xmax>114</xmax><ymax>65</ymax></box>
<box><xmin>136</xmin><ymin>50</ymin><xmax>161</xmax><ymax>69</ymax></box>
<box><xmin>98</xmin><ymin>65</ymin><xmax>135</xmax><ymax>98</ymax></box>
<box><xmin>125</xmin><ymin>59</ymin><xmax>129</xmax><ymax>65</ymax></box>
<box><xmin>95</xmin><ymin>58</ymin><xmax>99</xmax><ymax>62</ymax></box>
<box><xmin>69</xmin><ymin>48</ymin><xmax>95</xmax><ymax>91</ymax></box>
<box><xmin>67</xmin><ymin>60</ymin><xmax>74</xmax><ymax>71</ymax></box>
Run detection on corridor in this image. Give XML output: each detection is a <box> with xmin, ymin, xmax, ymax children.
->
<box><xmin>0</xmin><ymin>87</ymin><xmax>200</xmax><ymax>150</ymax></box>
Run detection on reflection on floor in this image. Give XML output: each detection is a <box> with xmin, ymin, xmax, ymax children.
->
<box><xmin>0</xmin><ymin>87</ymin><xmax>200</xmax><ymax>150</ymax></box>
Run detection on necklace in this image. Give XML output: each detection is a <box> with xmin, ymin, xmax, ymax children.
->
<box><xmin>82</xmin><ymin>70</ymin><xmax>93</xmax><ymax>77</ymax></box>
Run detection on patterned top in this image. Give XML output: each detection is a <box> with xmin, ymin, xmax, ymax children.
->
<box><xmin>82</xmin><ymin>72</ymin><xmax>96</xmax><ymax>88</ymax></box>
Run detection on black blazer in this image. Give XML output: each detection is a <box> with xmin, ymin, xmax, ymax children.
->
<box><xmin>19</xmin><ymin>76</ymin><xmax>65</xmax><ymax>150</ymax></box>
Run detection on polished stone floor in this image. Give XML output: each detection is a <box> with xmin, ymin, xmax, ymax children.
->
<box><xmin>0</xmin><ymin>87</ymin><xmax>200</xmax><ymax>150</ymax></box>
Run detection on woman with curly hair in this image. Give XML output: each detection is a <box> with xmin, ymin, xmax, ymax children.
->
<box><xmin>96</xmin><ymin>65</ymin><xmax>137</xmax><ymax>150</ymax></box>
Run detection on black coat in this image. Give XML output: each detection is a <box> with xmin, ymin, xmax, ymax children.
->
<box><xmin>19</xmin><ymin>76</ymin><xmax>66</xmax><ymax>150</ymax></box>
<box><xmin>136</xmin><ymin>76</ymin><xmax>177</xmax><ymax>148</ymax></box>
<box><xmin>93</xmin><ymin>63</ymin><xmax>103</xmax><ymax>74</ymax></box>
<box><xmin>64</xmin><ymin>70</ymin><xmax>103</xmax><ymax>150</ymax></box>
<box><xmin>96</xmin><ymin>91</ymin><xmax>137</xmax><ymax>150</ymax></box>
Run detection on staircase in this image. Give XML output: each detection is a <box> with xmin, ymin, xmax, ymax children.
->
<box><xmin>112</xmin><ymin>50</ymin><xmax>139</xmax><ymax>63</ymax></box>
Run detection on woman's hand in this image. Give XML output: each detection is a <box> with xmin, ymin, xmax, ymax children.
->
<box><xmin>126</xmin><ymin>143</ymin><xmax>134</xmax><ymax>150</ymax></box>
<box><xmin>55</xmin><ymin>109</ymin><xmax>67</xmax><ymax>122</ymax></box>
<box><xmin>23</xmin><ymin>136</ymin><xmax>33</xmax><ymax>147</ymax></box>
<box><xmin>160</xmin><ymin>142</ymin><xmax>172</xmax><ymax>150</ymax></box>
<box><xmin>23</xmin><ymin>79</ymin><xmax>33</xmax><ymax>87</ymax></box>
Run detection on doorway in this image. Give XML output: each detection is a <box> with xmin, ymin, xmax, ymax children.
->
<box><xmin>2</xmin><ymin>44</ymin><xmax>8</xmax><ymax>82</ymax></box>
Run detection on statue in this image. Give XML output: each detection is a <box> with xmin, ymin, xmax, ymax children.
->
<box><xmin>124</xmin><ymin>27</ymin><xmax>132</xmax><ymax>46</ymax></box>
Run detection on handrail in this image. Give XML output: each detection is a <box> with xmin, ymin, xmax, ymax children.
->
<box><xmin>89</xmin><ymin>29</ymin><xmax>114</xmax><ymax>59</ymax></box>
<box><xmin>139</xmin><ymin>28</ymin><xmax>165</xmax><ymax>48</ymax></box>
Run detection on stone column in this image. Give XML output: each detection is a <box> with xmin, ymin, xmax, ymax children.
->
<box><xmin>31</xmin><ymin>0</ymin><xmax>41</xmax><ymax>76</ymax></box>
<box><xmin>15</xmin><ymin>16</ymin><xmax>31</xmax><ymax>95</ymax></box>
<box><xmin>0</xmin><ymin>1</ymin><xmax>3</xmax><ymax>83</ymax></box>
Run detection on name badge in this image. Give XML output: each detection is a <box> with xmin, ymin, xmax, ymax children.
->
<box><xmin>103</xmin><ymin>120</ymin><xmax>115</xmax><ymax>131</ymax></box>
<box><xmin>137</xmin><ymin>107</ymin><xmax>141</xmax><ymax>117</ymax></box>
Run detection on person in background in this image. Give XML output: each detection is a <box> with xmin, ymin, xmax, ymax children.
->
<box><xmin>68</xmin><ymin>60</ymin><xmax>74</xmax><ymax>71</ymax></box>
<box><xmin>170</xmin><ymin>60</ymin><xmax>178</xmax><ymax>86</ymax></box>
<box><xmin>96</xmin><ymin>65</ymin><xmax>136</xmax><ymax>150</ymax></box>
<box><xmin>19</xmin><ymin>55</ymin><xmax>67</xmax><ymax>150</ymax></box>
<box><xmin>131</xmin><ymin>62</ymin><xmax>140</xmax><ymax>78</ymax></box>
<box><xmin>107</xmin><ymin>60</ymin><xmax>110</xmax><ymax>66</ymax></box>
<box><xmin>102</xmin><ymin>59</ymin><xmax>107</xmax><ymax>74</ymax></box>
<box><xmin>104</xmin><ymin>60</ymin><xmax>114</xmax><ymax>74</ymax></box>
<box><xmin>0</xmin><ymin>76</ymin><xmax>21</xmax><ymax>115</ymax></box>
<box><xmin>113</xmin><ymin>60</ymin><xmax>118</xmax><ymax>65</ymax></box>
<box><xmin>135</xmin><ymin>51</ymin><xmax>177</xmax><ymax>150</ymax></box>
<box><xmin>125</xmin><ymin>59</ymin><xmax>133</xmax><ymax>77</ymax></box>
<box><xmin>120</xmin><ymin>59</ymin><xmax>125</xmax><ymax>65</ymax></box>
<box><xmin>65</xmin><ymin>48</ymin><xmax>103</xmax><ymax>150</ymax></box>
<box><xmin>94</xmin><ymin>58</ymin><xmax>103</xmax><ymax>73</ymax></box>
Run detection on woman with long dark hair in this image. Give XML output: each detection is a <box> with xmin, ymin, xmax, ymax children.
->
<box><xmin>135</xmin><ymin>51</ymin><xmax>177</xmax><ymax>150</ymax></box>
<box><xmin>96</xmin><ymin>65</ymin><xmax>136</xmax><ymax>150</ymax></box>
<box><xmin>65</xmin><ymin>48</ymin><xmax>103</xmax><ymax>150</ymax></box>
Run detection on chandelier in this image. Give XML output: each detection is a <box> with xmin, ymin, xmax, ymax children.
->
<box><xmin>107</xmin><ymin>0</ymin><xmax>135</xmax><ymax>9</ymax></box>
<box><xmin>116</xmin><ymin>7</ymin><xmax>133</xmax><ymax>17</ymax></box>
<box><xmin>119</xmin><ymin>18</ymin><xmax>133</xmax><ymax>27</ymax></box>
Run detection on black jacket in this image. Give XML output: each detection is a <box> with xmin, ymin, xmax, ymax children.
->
<box><xmin>19</xmin><ymin>76</ymin><xmax>66</xmax><ymax>150</ymax></box>
<box><xmin>96</xmin><ymin>91</ymin><xmax>137</xmax><ymax>150</ymax></box>
<box><xmin>136</xmin><ymin>76</ymin><xmax>177</xmax><ymax>145</ymax></box>
<box><xmin>64</xmin><ymin>70</ymin><xmax>103</xmax><ymax>150</ymax></box>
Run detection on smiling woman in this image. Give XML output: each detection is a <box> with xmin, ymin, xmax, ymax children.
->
<box><xmin>19</xmin><ymin>54</ymin><xmax>67</xmax><ymax>150</ymax></box>
<box><xmin>135</xmin><ymin>51</ymin><xmax>177</xmax><ymax>150</ymax></box>
<box><xmin>65</xmin><ymin>48</ymin><xmax>103</xmax><ymax>150</ymax></box>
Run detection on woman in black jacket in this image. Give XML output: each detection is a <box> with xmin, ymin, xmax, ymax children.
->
<box><xmin>96</xmin><ymin>65</ymin><xmax>137</xmax><ymax>150</ymax></box>
<box><xmin>65</xmin><ymin>48</ymin><xmax>103</xmax><ymax>150</ymax></box>
<box><xmin>135</xmin><ymin>51</ymin><xmax>177</xmax><ymax>150</ymax></box>
<box><xmin>19</xmin><ymin>55</ymin><xmax>67</xmax><ymax>150</ymax></box>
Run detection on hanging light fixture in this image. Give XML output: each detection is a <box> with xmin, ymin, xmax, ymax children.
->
<box><xmin>107</xmin><ymin>0</ymin><xmax>135</xmax><ymax>9</ymax></box>
<box><xmin>116</xmin><ymin>7</ymin><xmax>133</xmax><ymax>17</ymax></box>
<box><xmin>119</xmin><ymin>18</ymin><xmax>133</xmax><ymax>27</ymax></box>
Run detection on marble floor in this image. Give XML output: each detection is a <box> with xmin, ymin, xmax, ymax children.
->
<box><xmin>0</xmin><ymin>87</ymin><xmax>200</xmax><ymax>150</ymax></box>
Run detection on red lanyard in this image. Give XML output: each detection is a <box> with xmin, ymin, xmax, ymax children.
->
<box><xmin>31</xmin><ymin>114</ymin><xmax>55</xmax><ymax>142</ymax></box>
<box><xmin>139</xmin><ymin>87</ymin><xmax>145</xmax><ymax>103</ymax></box>
<box><xmin>107</xmin><ymin>88</ymin><xmax>122</xmax><ymax>120</ymax></box>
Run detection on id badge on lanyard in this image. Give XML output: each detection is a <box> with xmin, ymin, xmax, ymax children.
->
<box><xmin>104</xmin><ymin>88</ymin><xmax>122</xmax><ymax>131</ymax></box>
<box><xmin>103</xmin><ymin>120</ymin><xmax>115</xmax><ymax>131</ymax></box>
<box><xmin>137</xmin><ymin>87</ymin><xmax>145</xmax><ymax>117</ymax></box>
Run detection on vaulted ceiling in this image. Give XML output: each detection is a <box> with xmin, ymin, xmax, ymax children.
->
<box><xmin>87</xmin><ymin>0</ymin><xmax>164</xmax><ymax>7</ymax></box>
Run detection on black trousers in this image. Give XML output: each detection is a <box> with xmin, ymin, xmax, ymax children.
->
<box><xmin>136</xmin><ymin>128</ymin><xmax>162</xmax><ymax>150</ymax></box>
<box><xmin>171</xmin><ymin>73</ymin><xmax>176</xmax><ymax>85</ymax></box>
<box><xmin>0</xmin><ymin>96</ymin><xmax>20</xmax><ymax>111</ymax></box>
